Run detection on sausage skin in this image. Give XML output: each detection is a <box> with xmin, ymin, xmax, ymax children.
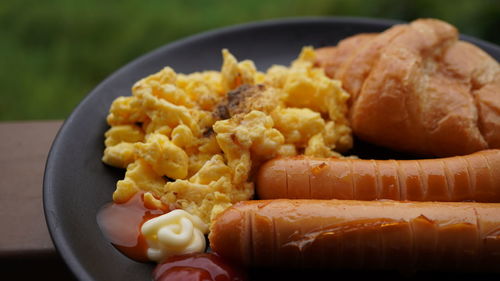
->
<box><xmin>209</xmin><ymin>199</ymin><xmax>500</xmax><ymax>271</ymax></box>
<box><xmin>256</xmin><ymin>149</ymin><xmax>500</xmax><ymax>202</ymax></box>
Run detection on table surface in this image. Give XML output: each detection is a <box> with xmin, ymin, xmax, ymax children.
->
<box><xmin>0</xmin><ymin>120</ymin><xmax>76</xmax><ymax>279</ymax></box>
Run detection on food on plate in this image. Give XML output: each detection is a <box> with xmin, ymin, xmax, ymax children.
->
<box><xmin>257</xmin><ymin>149</ymin><xmax>500</xmax><ymax>202</ymax></box>
<box><xmin>98</xmin><ymin>192</ymin><xmax>209</xmax><ymax>263</ymax></box>
<box><xmin>102</xmin><ymin>47</ymin><xmax>351</xmax><ymax>226</ymax></box>
<box><xmin>316</xmin><ymin>18</ymin><xmax>500</xmax><ymax>157</ymax></box>
<box><xmin>152</xmin><ymin>253</ymin><xmax>247</xmax><ymax>281</ymax></box>
<box><xmin>100</xmin><ymin>47</ymin><xmax>352</xmax><ymax>263</ymax></box>
<box><xmin>97</xmin><ymin>17</ymin><xmax>500</xmax><ymax>277</ymax></box>
<box><xmin>209</xmin><ymin>199</ymin><xmax>500</xmax><ymax>271</ymax></box>
<box><xmin>97</xmin><ymin>191</ymin><xmax>170</xmax><ymax>262</ymax></box>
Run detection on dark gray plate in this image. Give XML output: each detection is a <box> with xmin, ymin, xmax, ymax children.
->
<box><xmin>44</xmin><ymin>17</ymin><xmax>500</xmax><ymax>281</ymax></box>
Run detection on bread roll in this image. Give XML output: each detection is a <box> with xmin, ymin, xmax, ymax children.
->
<box><xmin>316</xmin><ymin>19</ymin><xmax>500</xmax><ymax>157</ymax></box>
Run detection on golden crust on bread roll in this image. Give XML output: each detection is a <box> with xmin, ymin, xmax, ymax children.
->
<box><xmin>316</xmin><ymin>19</ymin><xmax>500</xmax><ymax>157</ymax></box>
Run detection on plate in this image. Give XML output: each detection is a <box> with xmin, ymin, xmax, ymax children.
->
<box><xmin>44</xmin><ymin>17</ymin><xmax>500</xmax><ymax>281</ymax></box>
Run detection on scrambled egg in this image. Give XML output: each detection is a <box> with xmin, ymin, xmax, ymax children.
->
<box><xmin>103</xmin><ymin>47</ymin><xmax>352</xmax><ymax>224</ymax></box>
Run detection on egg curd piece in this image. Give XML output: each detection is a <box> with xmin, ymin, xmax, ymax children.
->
<box><xmin>104</xmin><ymin>125</ymin><xmax>145</xmax><ymax>147</ymax></box>
<box><xmin>139</xmin><ymin>91</ymin><xmax>201</xmax><ymax>136</ymax></box>
<box><xmin>102</xmin><ymin>143</ymin><xmax>136</xmax><ymax>169</ymax></box>
<box><xmin>281</xmin><ymin>46</ymin><xmax>352</xmax><ymax>152</ymax></box>
<box><xmin>106</xmin><ymin>96</ymin><xmax>146</xmax><ymax>126</ymax></box>
<box><xmin>161</xmin><ymin>155</ymin><xmax>239</xmax><ymax>223</ymax></box>
<box><xmin>113</xmin><ymin>159</ymin><xmax>166</xmax><ymax>203</ymax></box>
<box><xmin>171</xmin><ymin>124</ymin><xmax>196</xmax><ymax>149</ymax></box>
<box><xmin>283</xmin><ymin>47</ymin><xmax>328</xmax><ymax>111</ymax></box>
<box><xmin>132</xmin><ymin>66</ymin><xmax>194</xmax><ymax>108</ymax></box>
<box><xmin>134</xmin><ymin>133</ymin><xmax>188</xmax><ymax>180</ymax></box>
<box><xmin>213</xmin><ymin>110</ymin><xmax>285</xmax><ymax>171</ymax></box>
<box><xmin>262</xmin><ymin>65</ymin><xmax>289</xmax><ymax>88</ymax></box>
<box><xmin>271</xmin><ymin>107</ymin><xmax>325</xmax><ymax>147</ymax></box>
<box><xmin>102</xmin><ymin>124</ymin><xmax>145</xmax><ymax>168</ymax></box>
<box><xmin>221</xmin><ymin>49</ymin><xmax>261</xmax><ymax>93</ymax></box>
<box><xmin>176</xmin><ymin>71</ymin><xmax>225</xmax><ymax>111</ymax></box>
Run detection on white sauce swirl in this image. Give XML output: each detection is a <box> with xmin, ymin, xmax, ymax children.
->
<box><xmin>141</xmin><ymin>209</ymin><xmax>208</xmax><ymax>262</ymax></box>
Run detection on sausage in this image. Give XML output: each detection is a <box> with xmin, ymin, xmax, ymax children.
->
<box><xmin>209</xmin><ymin>199</ymin><xmax>500</xmax><ymax>272</ymax></box>
<box><xmin>256</xmin><ymin>149</ymin><xmax>500</xmax><ymax>202</ymax></box>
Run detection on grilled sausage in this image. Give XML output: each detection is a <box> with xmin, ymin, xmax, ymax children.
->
<box><xmin>209</xmin><ymin>199</ymin><xmax>500</xmax><ymax>271</ymax></box>
<box><xmin>256</xmin><ymin>149</ymin><xmax>500</xmax><ymax>202</ymax></box>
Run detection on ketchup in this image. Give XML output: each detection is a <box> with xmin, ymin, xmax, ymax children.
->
<box><xmin>96</xmin><ymin>192</ymin><xmax>169</xmax><ymax>262</ymax></box>
<box><xmin>153</xmin><ymin>253</ymin><xmax>247</xmax><ymax>281</ymax></box>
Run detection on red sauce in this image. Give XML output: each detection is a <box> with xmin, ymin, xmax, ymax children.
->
<box><xmin>97</xmin><ymin>192</ymin><xmax>169</xmax><ymax>262</ymax></box>
<box><xmin>153</xmin><ymin>253</ymin><xmax>247</xmax><ymax>281</ymax></box>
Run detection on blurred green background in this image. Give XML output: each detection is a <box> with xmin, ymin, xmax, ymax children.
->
<box><xmin>1</xmin><ymin>0</ymin><xmax>499</xmax><ymax>121</ymax></box>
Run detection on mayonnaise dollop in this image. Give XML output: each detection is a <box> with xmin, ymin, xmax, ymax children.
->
<box><xmin>141</xmin><ymin>209</ymin><xmax>208</xmax><ymax>262</ymax></box>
